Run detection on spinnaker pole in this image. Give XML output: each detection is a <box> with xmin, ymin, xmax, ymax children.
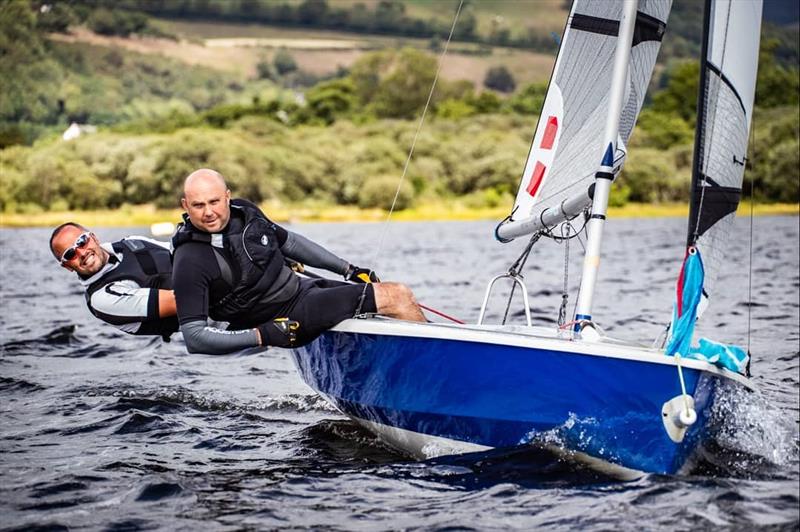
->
<box><xmin>573</xmin><ymin>0</ymin><xmax>639</xmax><ymax>333</ymax></box>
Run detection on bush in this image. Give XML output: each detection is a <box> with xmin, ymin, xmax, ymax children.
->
<box><xmin>357</xmin><ymin>175</ymin><xmax>414</xmax><ymax>210</ymax></box>
<box><xmin>273</xmin><ymin>49</ymin><xmax>298</xmax><ymax>75</ymax></box>
<box><xmin>87</xmin><ymin>8</ymin><xmax>148</xmax><ymax>37</ymax></box>
<box><xmin>484</xmin><ymin>66</ymin><xmax>516</xmax><ymax>93</ymax></box>
<box><xmin>304</xmin><ymin>78</ymin><xmax>357</xmax><ymax>123</ymax></box>
<box><xmin>751</xmin><ymin>106</ymin><xmax>800</xmax><ymax>203</ymax></box>
<box><xmin>635</xmin><ymin>109</ymin><xmax>694</xmax><ymax>150</ymax></box>
<box><xmin>618</xmin><ymin>147</ymin><xmax>686</xmax><ymax>202</ymax></box>
<box><xmin>435</xmin><ymin>99</ymin><xmax>477</xmax><ymax>119</ymax></box>
<box><xmin>470</xmin><ymin>91</ymin><xmax>502</xmax><ymax>114</ymax></box>
<box><xmin>759</xmin><ymin>138</ymin><xmax>800</xmax><ymax>202</ymax></box>
<box><xmin>650</xmin><ymin>60</ymin><xmax>699</xmax><ymax>123</ymax></box>
<box><xmin>505</xmin><ymin>82</ymin><xmax>547</xmax><ymax>115</ymax></box>
<box><xmin>37</xmin><ymin>3</ymin><xmax>77</xmax><ymax>33</ymax></box>
<box><xmin>256</xmin><ymin>57</ymin><xmax>277</xmax><ymax>80</ymax></box>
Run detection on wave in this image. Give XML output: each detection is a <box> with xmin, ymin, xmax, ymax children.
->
<box><xmin>0</xmin><ymin>325</ymin><xmax>117</xmax><ymax>358</ymax></box>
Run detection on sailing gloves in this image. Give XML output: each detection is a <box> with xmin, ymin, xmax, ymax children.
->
<box><xmin>344</xmin><ymin>265</ymin><xmax>380</xmax><ymax>284</ymax></box>
<box><xmin>257</xmin><ymin>317</ymin><xmax>300</xmax><ymax>348</ymax></box>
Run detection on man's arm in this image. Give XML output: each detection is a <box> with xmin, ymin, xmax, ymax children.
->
<box><xmin>89</xmin><ymin>280</ymin><xmax>165</xmax><ymax>334</ymax></box>
<box><xmin>180</xmin><ymin>320</ymin><xmax>260</xmax><ymax>354</ymax></box>
<box><xmin>158</xmin><ymin>289</ymin><xmax>177</xmax><ymax>318</ymax></box>
<box><xmin>173</xmin><ymin>242</ymin><xmax>262</xmax><ymax>355</ymax></box>
<box><xmin>280</xmin><ymin>230</ymin><xmax>350</xmax><ymax>276</ymax></box>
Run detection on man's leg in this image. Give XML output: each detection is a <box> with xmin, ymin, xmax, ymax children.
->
<box><xmin>373</xmin><ymin>282</ymin><xmax>426</xmax><ymax>322</ymax></box>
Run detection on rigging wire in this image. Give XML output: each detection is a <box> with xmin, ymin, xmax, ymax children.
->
<box><xmin>746</xmin><ymin>109</ymin><xmax>756</xmax><ymax>357</ymax></box>
<box><xmin>369</xmin><ymin>0</ymin><xmax>464</xmax><ymax>273</ymax></box>
<box><xmin>557</xmin><ymin>222</ymin><xmax>572</xmax><ymax>327</ymax></box>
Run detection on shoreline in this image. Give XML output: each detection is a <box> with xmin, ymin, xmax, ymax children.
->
<box><xmin>1</xmin><ymin>201</ymin><xmax>797</xmax><ymax>228</ymax></box>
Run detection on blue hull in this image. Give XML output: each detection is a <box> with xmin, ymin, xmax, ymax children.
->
<box><xmin>291</xmin><ymin>322</ymin><xmax>739</xmax><ymax>475</ymax></box>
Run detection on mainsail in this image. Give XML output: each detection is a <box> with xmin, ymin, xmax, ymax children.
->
<box><xmin>687</xmin><ymin>0</ymin><xmax>763</xmax><ymax>307</ymax></box>
<box><xmin>500</xmin><ymin>0</ymin><xmax>671</xmax><ymax>239</ymax></box>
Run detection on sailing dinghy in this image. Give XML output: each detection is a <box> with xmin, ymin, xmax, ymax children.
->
<box><xmin>290</xmin><ymin>0</ymin><xmax>762</xmax><ymax>476</ymax></box>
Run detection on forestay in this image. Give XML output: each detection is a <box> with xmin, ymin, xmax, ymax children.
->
<box><xmin>686</xmin><ymin>0</ymin><xmax>762</xmax><ymax>310</ymax></box>
<box><xmin>502</xmin><ymin>0</ymin><xmax>671</xmax><ymax>239</ymax></box>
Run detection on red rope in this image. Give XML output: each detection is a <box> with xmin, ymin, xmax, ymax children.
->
<box><xmin>419</xmin><ymin>303</ymin><xmax>464</xmax><ymax>324</ymax></box>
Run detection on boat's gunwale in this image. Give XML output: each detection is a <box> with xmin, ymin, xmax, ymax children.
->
<box><xmin>329</xmin><ymin>317</ymin><xmax>754</xmax><ymax>389</ymax></box>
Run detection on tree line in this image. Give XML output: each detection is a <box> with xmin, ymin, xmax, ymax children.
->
<box><xmin>79</xmin><ymin>0</ymin><xmax>560</xmax><ymax>53</ymax></box>
<box><xmin>1</xmin><ymin>0</ymin><xmax>797</xmax><ymax>214</ymax></box>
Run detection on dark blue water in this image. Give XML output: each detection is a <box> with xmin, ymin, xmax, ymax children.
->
<box><xmin>2</xmin><ymin>217</ymin><xmax>798</xmax><ymax>530</ymax></box>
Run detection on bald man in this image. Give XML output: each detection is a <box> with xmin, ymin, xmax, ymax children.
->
<box><xmin>171</xmin><ymin>168</ymin><xmax>425</xmax><ymax>354</ymax></box>
<box><xmin>49</xmin><ymin>222</ymin><xmax>178</xmax><ymax>339</ymax></box>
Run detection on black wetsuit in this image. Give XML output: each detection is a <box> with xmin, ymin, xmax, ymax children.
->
<box><xmin>172</xmin><ymin>199</ymin><xmax>376</xmax><ymax>354</ymax></box>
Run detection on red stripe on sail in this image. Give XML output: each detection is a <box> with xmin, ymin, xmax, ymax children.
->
<box><xmin>540</xmin><ymin>116</ymin><xmax>558</xmax><ymax>149</ymax></box>
<box><xmin>526</xmin><ymin>161</ymin><xmax>546</xmax><ymax>197</ymax></box>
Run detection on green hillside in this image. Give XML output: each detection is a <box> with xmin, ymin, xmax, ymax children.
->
<box><xmin>0</xmin><ymin>0</ymin><xmax>797</xmax><ymax>220</ymax></box>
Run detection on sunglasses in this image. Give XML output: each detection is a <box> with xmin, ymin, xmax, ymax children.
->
<box><xmin>59</xmin><ymin>232</ymin><xmax>92</xmax><ymax>264</ymax></box>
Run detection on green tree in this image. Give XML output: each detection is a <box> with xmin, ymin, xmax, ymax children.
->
<box><xmin>256</xmin><ymin>57</ymin><xmax>277</xmax><ymax>80</ymax></box>
<box><xmin>273</xmin><ymin>48</ymin><xmax>298</xmax><ymax>76</ymax></box>
<box><xmin>297</xmin><ymin>0</ymin><xmax>328</xmax><ymax>24</ymax></box>
<box><xmin>484</xmin><ymin>66</ymin><xmax>516</xmax><ymax>93</ymax></box>
<box><xmin>505</xmin><ymin>82</ymin><xmax>547</xmax><ymax>115</ymax></box>
<box><xmin>650</xmin><ymin>60</ymin><xmax>699</xmax><ymax>123</ymax></box>
<box><xmin>635</xmin><ymin>109</ymin><xmax>694</xmax><ymax>150</ymax></box>
<box><xmin>756</xmin><ymin>38</ymin><xmax>800</xmax><ymax>108</ymax></box>
<box><xmin>305</xmin><ymin>78</ymin><xmax>357</xmax><ymax>124</ymax></box>
<box><xmin>470</xmin><ymin>91</ymin><xmax>502</xmax><ymax>114</ymax></box>
<box><xmin>86</xmin><ymin>8</ymin><xmax>116</xmax><ymax>35</ymax></box>
<box><xmin>0</xmin><ymin>0</ymin><xmax>64</xmax><ymax>125</ymax></box>
<box><xmin>87</xmin><ymin>8</ymin><xmax>148</xmax><ymax>37</ymax></box>
<box><xmin>350</xmin><ymin>48</ymin><xmax>438</xmax><ymax>119</ymax></box>
<box><xmin>618</xmin><ymin>147</ymin><xmax>687</xmax><ymax>202</ymax></box>
<box><xmin>37</xmin><ymin>3</ymin><xmax>77</xmax><ymax>33</ymax></box>
<box><xmin>374</xmin><ymin>0</ymin><xmax>405</xmax><ymax>33</ymax></box>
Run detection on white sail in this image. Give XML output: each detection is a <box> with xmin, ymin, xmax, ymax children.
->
<box><xmin>501</xmin><ymin>0</ymin><xmax>671</xmax><ymax>238</ymax></box>
<box><xmin>687</xmin><ymin>0</ymin><xmax>762</xmax><ymax>307</ymax></box>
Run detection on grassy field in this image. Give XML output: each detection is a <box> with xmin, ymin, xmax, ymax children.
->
<box><xmin>2</xmin><ymin>202</ymin><xmax>796</xmax><ymax>229</ymax></box>
<box><xmin>277</xmin><ymin>0</ymin><xmax>570</xmax><ymax>37</ymax></box>
<box><xmin>151</xmin><ymin>19</ymin><xmax>557</xmax><ymax>84</ymax></box>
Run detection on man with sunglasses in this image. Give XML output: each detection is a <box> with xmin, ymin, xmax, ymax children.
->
<box><xmin>49</xmin><ymin>223</ymin><xmax>179</xmax><ymax>339</ymax></box>
<box><xmin>171</xmin><ymin>168</ymin><xmax>426</xmax><ymax>355</ymax></box>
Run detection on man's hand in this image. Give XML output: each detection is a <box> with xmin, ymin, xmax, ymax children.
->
<box><xmin>345</xmin><ymin>265</ymin><xmax>380</xmax><ymax>284</ymax></box>
<box><xmin>257</xmin><ymin>318</ymin><xmax>300</xmax><ymax>347</ymax></box>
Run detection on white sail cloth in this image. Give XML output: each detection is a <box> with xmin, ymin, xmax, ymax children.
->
<box><xmin>507</xmin><ymin>0</ymin><xmax>671</xmax><ymax>229</ymax></box>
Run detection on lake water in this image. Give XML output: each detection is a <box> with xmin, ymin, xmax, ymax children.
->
<box><xmin>1</xmin><ymin>216</ymin><xmax>798</xmax><ymax>530</ymax></box>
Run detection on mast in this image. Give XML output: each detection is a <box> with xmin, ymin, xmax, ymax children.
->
<box><xmin>573</xmin><ymin>0</ymin><xmax>639</xmax><ymax>333</ymax></box>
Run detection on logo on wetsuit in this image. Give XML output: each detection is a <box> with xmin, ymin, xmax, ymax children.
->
<box><xmin>261</xmin><ymin>235</ymin><xmax>269</xmax><ymax>246</ymax></box>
